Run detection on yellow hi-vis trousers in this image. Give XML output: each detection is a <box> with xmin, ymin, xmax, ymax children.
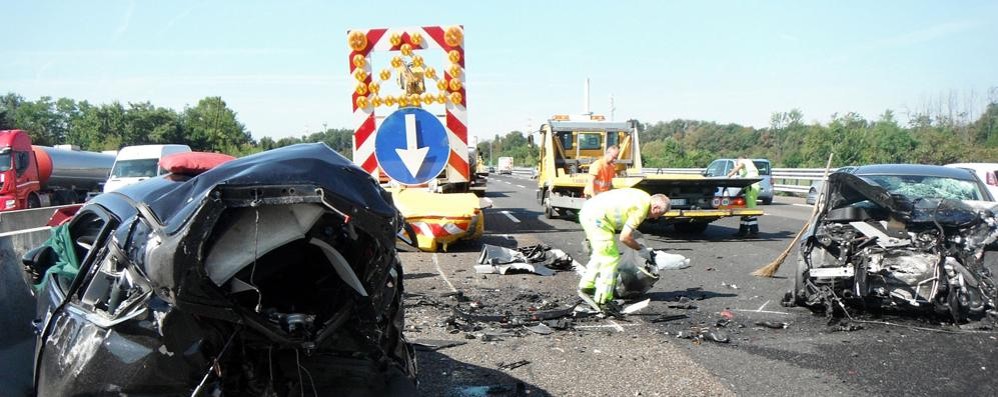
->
<box><xmin>578</xmin><ymin>210</ymin><xmax>621</xmax><ymax>304</ymax></box>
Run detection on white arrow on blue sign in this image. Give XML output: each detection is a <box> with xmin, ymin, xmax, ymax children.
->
<box><xmin>374</xmin><ymin>108</ymin><xmax>450</xmax><ymax>185</ymax></box>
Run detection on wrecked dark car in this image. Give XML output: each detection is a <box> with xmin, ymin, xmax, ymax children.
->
<box><xmin>23</xmin><ymin>144</ymin><xmax>417</xmax><ymax>396</ymax></box>
<box><xmin>786</xmin><ymin>164</ymin><xmax>998</xmax><ymax>324</ymax></box>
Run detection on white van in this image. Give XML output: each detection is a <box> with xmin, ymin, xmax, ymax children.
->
<box><xmin>103</xmin><ymin>144</ymin><xmax>192</xmax><ymax>192</ymax></box>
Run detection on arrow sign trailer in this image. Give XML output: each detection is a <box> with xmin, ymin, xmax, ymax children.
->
<box><xmin>374</xmin><ymin>108</ymin><xmax>450</xmax><ymax>185</ymax></box>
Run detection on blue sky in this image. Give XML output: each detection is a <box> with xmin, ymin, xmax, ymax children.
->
<box><xmin>4</xmin><ymin>1</ymin><xmax>997</xmax><ymax>141</ymax></box>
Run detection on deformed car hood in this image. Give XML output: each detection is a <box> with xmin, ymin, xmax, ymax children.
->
<box><xmin>116</xmin><ymin>143</ymin><xmax>400</xmax><ymax>301</ymax></box>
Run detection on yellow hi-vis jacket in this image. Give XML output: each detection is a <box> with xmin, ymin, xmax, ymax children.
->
<box><xmin>579</xmin><ymin>188</ymin><xmax>651</xmax><ymax>241</ymax></box>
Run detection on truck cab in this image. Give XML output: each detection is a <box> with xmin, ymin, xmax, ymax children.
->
<box><xmin>104</xmin><ymin>144</ymin><xmax>191</xmax><ymax>193</ymax></box>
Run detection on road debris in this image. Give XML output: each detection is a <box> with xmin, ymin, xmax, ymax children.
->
<box><xmin>755</xmin><ymin>321</ymin><xmax>789</xmax><ymax>329</ymax></box>
<box><xmin>497</xmin><ymin>360</ymin><xmax>531</xmax><ymax>370</ymax></box>
<box><xmin>525</xmin><ymin>323</ymin><xmax>555</xmax><ymax>335</ymax></box>
<box><xmin>650</xmin><ymin>313</ymin><xmax>688</xmax><ymax>323</ymax></box>
<box><xmin>476</xmin><ymin>243</ymin><xmax>580</xmax><ymax>276</ymax></box>
<box><xmin>622</xmin><ymin>298</ymin><xmax>651</xmax><ymax>314</ymax></box>
<box><xmin>412</xmin><ymin>339</ymin><xmax>468</xmax><ymax>351</ymax></box>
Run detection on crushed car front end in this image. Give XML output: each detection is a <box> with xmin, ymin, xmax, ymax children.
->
<box><xmin>786</xmin><ymin>167</ymin><xmax>998</xmax><ymax>325</ymax></box>
<box><xmin>32</xmin><ymin>144</ymin><xmax>417</xmax><ymax>396</ymax></box>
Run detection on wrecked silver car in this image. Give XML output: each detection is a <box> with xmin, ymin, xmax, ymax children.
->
<box><xmin>23</xmin><ymin>144</ymin><xmax>417</xmax><ymax>396</ymax></box>
<box><xmin>786</xmin><ymin>164</ymin><xmax>998</xmax><ymax>324</ymax></box>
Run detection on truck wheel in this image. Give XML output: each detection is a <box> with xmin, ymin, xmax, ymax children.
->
<box><xmin>27</xmin><ymin>194</ymin><xmax>41</xmax><ymax>209</ymax></box>
<box><xmin>674</xmin><ymin>222</ymin><xmax>709</xmax><ymax>234</ymax></box>
<box><xmin>544</xmin><ymin>200</ymin><xmax>560</xmax><ymax>220</ymax></box>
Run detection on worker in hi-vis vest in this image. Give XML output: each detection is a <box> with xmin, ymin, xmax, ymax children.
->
<box><xmin>727</xmin><ymin>155</ymin><xmax>760</xmax><ymax>237</ymax></box>
<box><xmin>584</xmin><ymin>145</ymin><xmax>620</xmax><ymax>198</ymax></box>
<box><xmin>578</xmin><ymin>188</ymin><xmax>670</xmax><ymax>309</ymax></box>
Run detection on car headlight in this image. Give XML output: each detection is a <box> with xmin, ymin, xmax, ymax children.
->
<box><xmin>5</xmin><ymin>199</ymin><xmax>16</xmax><ymax>209</ymax></box>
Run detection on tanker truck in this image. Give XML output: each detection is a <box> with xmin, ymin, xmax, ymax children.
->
<box><xmin>0</xmin><ymin>130</ymin><xmax>115</xmax><ymax>211</ymax></box>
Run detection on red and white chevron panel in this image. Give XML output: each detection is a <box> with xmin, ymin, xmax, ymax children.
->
<box><xmin>348</xmin><ymin>26</ymin><xmax>469</xmax><ymax>184</ymax></box>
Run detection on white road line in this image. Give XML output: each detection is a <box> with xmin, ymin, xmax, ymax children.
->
<box><xmin>432</xmin><ymin>253</ymin><xmax>458</xmax><ymax>293</ymax></box>
<box><xmin>0</xmin><ymin>226</ymin><xmax>51</xmax><ymax>237</ymax></box>
<box><xmin>607</xmin><ymin>319</ymin><xmax>625</xmax><ymax>332</ymax></box>
<box><xmin>756</xmin><ymin>300</ymin><xmax>771</xmax><ymax>312</ymax></box>
<box><xmin>575</xmin><ymin>323</ymin><xmax>641</xmax><ymax>330</ymax></box>
<box><xmin>793</xmin><ymin>203</ymin><xmax>814</xmax><ymax>208</ymax></box>
<box><xmin>515</xmin><ymin>184</ymin><xmax>526</xmax><ymax>188</ymax></box>
<box><xmin>731</xmin><ymin>309</ymin><xmax>791</xmax><ymax>315</ymax></box>
<box><xmin>500</xmin><ymin>210</ymin><xmax>521</xmax><ymax>223</ymax></box>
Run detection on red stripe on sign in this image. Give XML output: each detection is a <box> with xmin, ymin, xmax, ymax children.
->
<box><xmin>348</xmin><ymin>29</ymin><xmax>387</xmax><ymax>73</ymax></box>
<box><xmin>360</xmin><ymin>153</ymin><xmax>378</xmax><ymax>173</ymax></box>
<box><xmin>448</xmin><ymin>150</ymin><xmax>470</xmax><ymax>180</ymax></box>
<box><xmin>446</xmin><ymin>112</ymin><xmax>467</xmax><ymax>143</ymax></box>
<box><xmin>354</xmin><ymin>113</ymin><xmax>376</xmax><ymax>149</ymax></box>
<box><xmin>422</xmin><ymin>26</ymin><xmax>454</xmax><ymax>52</ymax></box>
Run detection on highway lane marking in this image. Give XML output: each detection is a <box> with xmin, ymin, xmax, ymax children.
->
<box><xmin>731</xmin><ymin>309</ymin><xmax>791</xmax><ymax>315</ymax></box>
<box><xmin>0</xmin><ymin>226</ymin><xmax>51</xmax><ymax>237</ymax></box>
<box><xmin>515</xmin><ymin>184</ymin><xmax>526</xmax><ymax>188</ymax></box>
<box><xmin>608</xmin><ymin>319</ymin><xmax>625</xmax><ymax>332</ymax></box>
<box><xmin>432</xmin><ymin>253</ymin><xmax>458</xmax><ymax>293</ymax></box>
<box><xmin>756</xmin><ymin>300</ymin><xmax>771</xmax><ymax>312</ymax></box>
<box><xmin>793</xmin><ymin>204</ymin><xmax>813</xmax><ymax>208</ymax></box>
<box><xmin>575</xmin><ymin>322</ymin><xmax>640</xmax><ymax>331</ymax></box>
<box><xmin>500</xmin><ymin>210</ymin><xmax>521</xmax><ymax>223</ymax></box>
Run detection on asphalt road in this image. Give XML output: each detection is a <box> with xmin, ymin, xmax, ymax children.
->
<box><xmin>406</xmin><ymin>173</ymin><xmax>998</xmax><ymax>397</ymax></box>
<box><xmin>1</xmin><ymin>173</ymin><xmax>995</xmax><ymax>396</ymax></box>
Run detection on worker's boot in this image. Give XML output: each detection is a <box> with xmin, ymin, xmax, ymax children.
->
<box><xmin>732</xmin><ymin>222</ymin><xmax>748</xmax><ymax>238</ymax></box>
<box><xmin>746</xmin><ymin>217</ymin><xmax>759</xmax><ymax>237</ymax></box>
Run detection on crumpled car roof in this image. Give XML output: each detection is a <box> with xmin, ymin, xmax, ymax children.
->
<box><xmin>112</xmin><ymin>143</ymin><xmax>396</xmax><ymax>232</ymax></box>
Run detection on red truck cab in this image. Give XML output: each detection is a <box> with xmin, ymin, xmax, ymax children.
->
<box><xmin>0</xmin><ymin>130</ymin><xmax>43</xmax><ymax>210</ymax></box>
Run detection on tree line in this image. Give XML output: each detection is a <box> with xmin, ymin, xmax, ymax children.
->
<box><xmin>479</xmin><ymin>97</ymin><xmax>998</xmax><ymax>169</ymax></box>
<box><xmin>3</xmin><ymin>91</ymin><xmax>996</xmax><ymax>169</ymax></box>
<box><xmin>0</xmin><ymin>93</ymin><xmax>353</xmax><ymax>157</ymax></box>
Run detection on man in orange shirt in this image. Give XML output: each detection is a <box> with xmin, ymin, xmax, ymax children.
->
<box><xmin>584</xmin><ymin>145</ymin><xmax>620</xmax><ymax>198</ymax></box>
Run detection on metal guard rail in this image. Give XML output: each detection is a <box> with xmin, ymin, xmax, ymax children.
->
<box><xmin>509</xmin><ymin>167</ymin><xmax>836</xmax><ymax>195</ymax></box>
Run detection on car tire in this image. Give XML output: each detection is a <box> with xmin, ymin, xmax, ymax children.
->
<box><xmin>762</xmin><ymin>197</ymin><xmax>773</xmax><ymax>205</ymax></box>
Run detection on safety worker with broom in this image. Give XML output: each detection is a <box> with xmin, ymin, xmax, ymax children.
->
<box><xmin>727</xmin><ymin>155</ymin><xmax>760</xmax><ymax>237</ymax></box>
<box><xmin>578</xmin><ymin>188</ymin><xmax>670</xmax><ymax>311</ymax></box>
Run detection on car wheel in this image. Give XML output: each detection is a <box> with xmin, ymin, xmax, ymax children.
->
<box><xmin>762</xmin><ymin>197</ymin><xmax>773</xmax><ymax>205</ymax></box>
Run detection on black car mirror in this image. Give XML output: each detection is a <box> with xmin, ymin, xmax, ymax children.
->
<box><xmin>701</xmin><ymin>169</ymin><xmax>709</xmax><ymax>177</ymax></box>
<box><xmin>22</xmin><ymin>245</ymin><xmax>56</xmax><ymax>285</ymax></box>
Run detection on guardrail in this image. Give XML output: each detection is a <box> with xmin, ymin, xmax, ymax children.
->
<box><xmin>509</xmin><ymin>166</ymin><xmax>834</xmax><ymax>195</ymax></box>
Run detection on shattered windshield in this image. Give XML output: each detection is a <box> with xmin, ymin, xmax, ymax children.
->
<box><xmin>861</xmin><ymin>174</ymin><xmax>984</xmax><ymax>201</ymax></box>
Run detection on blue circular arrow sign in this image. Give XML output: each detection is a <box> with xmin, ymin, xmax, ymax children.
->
<box><xmin>374</xmin><ymin>107</ymin><xmax>450</xmax><ymax>185</ymax></box>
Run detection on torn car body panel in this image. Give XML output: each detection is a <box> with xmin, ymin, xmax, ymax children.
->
<box><xmin>788</xmin><ymin>168</ymin><xmax>998</xmax><ymax>324</ymax></box>
<box><xmin>29</xmin><ymin>143</ymin><xmax>417</xmax><ymax>396</ymax></box>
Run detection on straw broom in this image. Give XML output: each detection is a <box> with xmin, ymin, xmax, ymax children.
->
<box><xmin>752</xmin><ymin>153</ymin><xmax>834</xmax><ymax>277</ymax></box>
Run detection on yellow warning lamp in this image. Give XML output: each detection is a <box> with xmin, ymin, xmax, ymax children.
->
<box><xmin>436</xmin><ymin>80</ymin><xmax>448</xmax><ymax>91</ymax></box>
<box><xmin>368</xmin><ymin>82</ymin><xmax>380</xmax><ymax>95</ymax></box>
<box><xmin>422</xmin><ymin>93</ymin><xmax>436</xmax><ymax>105</ymax></box>
<box><xmin>379</xmin><ymin>69</ymin><xmax>392</xmax><ymax>81</ymax></box>
<box><xmin>411</xmin><ymin>32</ymin><xmax>424</xmax><ymax>47</ymax></box>
<box><xmin>400</xmin><ymin>44</ymin><xmax>413</xmax><ymax>56</ymax></box>
<box><xmin>390</xmin><ymin>56</ymin><xmax>403</xmax><ymax>69</ymax></box>
<box><xmin>371</xmin><ymin>96</ymin><xmax>383</xmax><ymax>107</ymax></box>
<box><xmin>436</xmin><ymin>93</ymin><xmax>447</xmax><ymax>104</ymax></box>
<box><xmin>355</xmin><ymin>95</ymin><xmax>369</xmax><ymax>109</ymax></box>
<box><xmin>449</xmin><ymin>79</ymin><xmax>462</xmax><ymax>92</ymax></box>
<box><xmin>410</xmin><ymin>94</ymin><xmax>423</xmax><ymax>106</ymax></box>
<box><xmin>389</xmin><ymin>32</ymin><xmax>402</xmax><ymax>47</ymax></box>
<box><xmin>424</xmin><ymin>67</ymin><xmax>437</xmax><ymax>80</ymax></box>
<box><xmin>448</xmin><ymin>50</ymin><xmax>461</xmax><ymax>64</ymax></box>
<box><xmin>412</xmin><ymin>55</ymin><xmax>424</xmax><ymax>68</ymax></box>
<box><xmin>352</xmin><ymin>54</ymin><xmax>367</xmax><ymax>69</ymax></box>
<box><xmin>348</xmin><ymin>31</ymin><xmax>368</xmax><ymax>52</ymax></box>
<box><xmin>448</xmin><ymin>65</ymin><xmax>461</xmax><ymax>79</ymax></box>
<box><xmin>384</xmin><ymin>95</ymin><xmax>396</xmax><ymax>107</ymax></box>
<box><xmin>448</xmin><ymin>92</ymin><xmax>463</xmax><ymax>104</ymax></box>
<box><xmin>444</xmin><ymin>26</ymin><xmax>463</xmax><ymax>47</ymax></box>
<box><xmin>354</xmin><ymin>69</ymin><xmax>368</xmax><ymax>82</ymax></box>
<box><xmin>398</xmin><ymin>95</ymin><xmax>410</xmax><ymax>107</ymax></box>
<box><xmin>355</xmin><ymin>83</ymin><xmax>368</xmax><ymax>96</ymax></box>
